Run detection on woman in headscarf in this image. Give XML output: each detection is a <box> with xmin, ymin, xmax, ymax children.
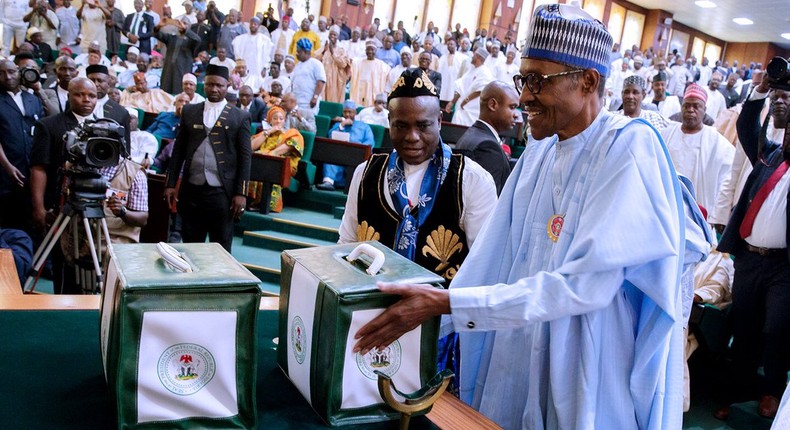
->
<box><xmin>248</xmin><ymin>106</ymin><xmax>304</xmax><ymax>212</ymax></box>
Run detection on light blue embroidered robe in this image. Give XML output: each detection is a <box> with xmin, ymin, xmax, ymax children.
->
<box><xmin>447</xmin><ymin>110</ymin><xmax>686</xmax><ymax>429</ymax></box>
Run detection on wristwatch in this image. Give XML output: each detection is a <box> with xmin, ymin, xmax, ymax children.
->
<box><xmin>119</xmin><ymin>206</ymin><xmax>128</xmax><ymax>220</ymax></box>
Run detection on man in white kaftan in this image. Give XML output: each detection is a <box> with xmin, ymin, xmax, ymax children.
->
<box><xmin>660</xmin><ymin>84</ymin><xmax>734</xmax><ymax>214</ymax></box>
<box><xmin>231</xmin><ymin>17</ymin><xmax>273</xmax><ymax>79</ymax></box>
<box><xmin>437</xmin><ymin>38</ymin><xmax>469</xmax><ymax>105</ymax></box>
<box><xmin>349</xmin><ymin>42</ymin><xmax>390</xmax><ymax>107</ymax></box>
<box><xmin>386</xmin><ymin>47</ymin><xmax>411</xmax><ymax>92</ymax></box>
<box><xmin>352</xmin><ymin>5</ymin><xmax>687</xmax><ymax>430</ymax></box>
<box><xmin>447</xmin><ymin>48</ymin><xmax>494</xmax><ymax>126</ymax></box>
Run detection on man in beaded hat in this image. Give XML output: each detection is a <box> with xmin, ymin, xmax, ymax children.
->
<box><xmin>615</xmin><ymin>74</ymin><xmax>670</xmax><ymax>130</ymax></box>
<box><xmin>352</xmin><ymin>4</ymin><xmax>688</xmax><ymax>428</ymax></box>
<box><xmin>164</xmin><ymin>64</ymin><xmax>251</xmax><ymax>252</ymax></box>
<box><xmin>338</xmin><ymin>67</ymin><xmax>496</xmax><ymax>388</ymax></box>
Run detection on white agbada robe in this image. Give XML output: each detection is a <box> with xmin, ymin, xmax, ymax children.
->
<box><xmin>349</xmin><ymin>59</ymin><xmax>390</xmax><ymax>107</ymax></box>
<box><xmin>496</xmin><ymin>61</ymin><xmax>520</xmax><ymax>85</ymax></box>
<box><xmin>774</xmin><ymin>384</ymin><xmax>790</xmax><ymax>430</ymax></box>
<box><xmin>231</xmin><ymin>32</ymin><xmax>273</xmax><ymax>78</ymax></box>
<box><xmin>483</xmin><ymin>54</ymin><xmax>505</xmax><ymax>74</ymax></box>
<box><xmin>446</xmin><ymin>111</ymin><xmax>686</xmax><ymax>429</ymax></box>
<box><xmin>704</xmin><ymin>87</ymin><xmax>727</xmax><ymax>123</ymax></box>
<box><xmin>661</xmin><ymin>123</ymin><xmax>734</xmax><ymax>214</ymax></box>
<box><xmin>341</xmin><ymin>39</ymin><xmax>366</xmax><ymax>60</ymax></box>
<box><xmin>644</xmin><ymin>95</ymin><xmax>682</xmax><ymax>119</ymax></box>
<box><xmin>356</xmin><ymin>107</ymin><xmax>389</xmax><ymax>128</ymax></box>
<box><xmin>387</xmin><ymin>64</ymin><xmax>408</xmax><ymax>91</ymax></box>
<box><xmin>437</xmin><ymin>52</ymin><xmax>469</xmax><ymax>102</ymax></box>
<box><xmin>452</xmin><ymin>64</ymin><xmax>494</xmax><ymax>126</ymax></box>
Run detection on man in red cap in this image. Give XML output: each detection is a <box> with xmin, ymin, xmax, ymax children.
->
<box><xmin>660</xmin><ymin>83</ymin><xmax>734</xmax><ymax>213</ymax></box>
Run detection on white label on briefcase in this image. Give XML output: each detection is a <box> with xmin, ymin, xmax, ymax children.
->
<box><xmin>287</xmin><ymin>262</ymin><xmax>320</xmax><ymax>404</ymax></box>
<box><xmin>136</xmin><ymin>311</ymin><xmax>239</xmax><ymax>423</ymax></box>
<box><xmin>341</xmin><ymin>309</ymin><xmax>422</xmax><ymax>409</ymax></box>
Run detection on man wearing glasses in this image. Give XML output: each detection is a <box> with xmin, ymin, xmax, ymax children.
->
<box><xmin>352</xmin><ymin>4</ymin><xmax>686</xmax><ymax>429</ymax></box>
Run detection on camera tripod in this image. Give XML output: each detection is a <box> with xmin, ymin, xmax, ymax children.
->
<box><xmin>24</xmin><ymin>196</ymin><xmax>113</xmax><ymax>295</ymax></box>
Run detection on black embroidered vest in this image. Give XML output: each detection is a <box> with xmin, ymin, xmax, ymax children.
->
<box><xmin>356</xmin><ymin>153</ymin><xmax>468</xmax><ymax>284</ymax></box>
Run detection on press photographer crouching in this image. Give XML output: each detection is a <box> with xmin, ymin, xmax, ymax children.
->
<box><xmin>30</xmin><ymin>78</ymin><xmax>148</xmax><ymax>294</ymax></box>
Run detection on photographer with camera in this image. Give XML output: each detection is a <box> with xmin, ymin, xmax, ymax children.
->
<box><xmin>715</xmin><ymin>61</ymin><xmax>790</xmax><ymax>420</ymax></box>
<box><xmin>30</xmin><ymin>77</ymin><xmax>144</xmax><ymax>293</ymax></box>
<box><xmin>0</xmin><ymin>59</ymin><xmax>45</xmax><ymax>231</ymax></box>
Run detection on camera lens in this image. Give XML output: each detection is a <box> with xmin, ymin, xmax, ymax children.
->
<box><xmin>20</xmin><ymin>67</ymin><xmax>40</xmax><ymax>85</ymax></box>
<box><xmin>86</xmin><ymin>138</ymin><xmax>120</xmax><ymax>167</ymax></box>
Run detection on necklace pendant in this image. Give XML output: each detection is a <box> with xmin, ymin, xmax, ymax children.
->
<box><xmin>547</xmin><ymin>214</ymin><xmax>564</xmax><ymax>242</ymax></box>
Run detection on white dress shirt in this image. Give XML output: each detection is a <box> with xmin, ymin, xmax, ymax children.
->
<box><xmin>7</xmin><ymin>90</ymin><xmax>24</xmax><ymax>115</ymax></box>
<box><xmin>203</xmin><ymin>99</ymin><xmax>227</xmax><ymax>130</ymax></box>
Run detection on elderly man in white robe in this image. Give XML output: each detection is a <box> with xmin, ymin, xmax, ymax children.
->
<box><xmin>445</xmin><ymin>48</ymin><xmax>494</xmax><ymax>126</ymax></box>
<box><xmin>661</xmin><ymin>84</ymin><xmax>734</xmax><ymax>214</ymax></box>
<box><xmin>352</xmin><ymin>5</ymin><xmax>688</xmax><ymax>429</ymax></box>
<box><xmin>356</xmin><ymin>92</ymin><xmax>389</xmax><ymax>128</ymax></box>
<box><xmin>349</xmin><ymin>41</ymin><xmax>391</xmax><ymax>107</ymax></box>
<box><xmin>231</xmin><ymin>16</ymin><xmax>273</xmax><ymax>79</ymax></box>
<box><xmin>387</xmin><ymin>47</ymin><xmax>411</xmax><ymax>91</ymax></box>
<box><xmin>437</xmin><ymin>37</ymin><xmax>469</xmax><ymax>110</ymax></box>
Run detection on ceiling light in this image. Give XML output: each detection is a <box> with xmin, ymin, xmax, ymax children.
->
<box><xmin>695</xmin><ymin>1</ymin><xmax>716</xmax><ymax>8</ymax></box>
<box><xmin>733</xmin><ymin>18</ymin><xmax>753</xmax><ymax>25</ymax></box>
<box><xmin>783</xmin><ymin>33</ymin><xmax>790</xmax><ymax>40</ymax></box>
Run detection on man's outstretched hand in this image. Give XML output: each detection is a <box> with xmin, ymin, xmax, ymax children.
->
<box><xmin>353</xmin><ymin>282</ymin><xmax>450</xmax><ymax>356</ymax></box>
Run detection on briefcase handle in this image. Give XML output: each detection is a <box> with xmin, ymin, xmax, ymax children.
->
<box><xmin>346</xmin><ymin>243</ymin><xmax>385</xmax><ymax>276</ymax></box>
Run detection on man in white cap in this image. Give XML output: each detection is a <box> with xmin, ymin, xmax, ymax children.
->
<box><xmin>445</xmin><ymin>47</ymin><xmax>494</xmax><ymax>126</ymax></box>
<box><xmin>356</xmin><ymin>92</ymin><xmax>389</xmax><ymax>128</ymax></box>
<box><xmin>660</xmin><ymin>83</ymin><xmax>733</xmax><ymax>213</ymax></box>
<box><xmin>483</xmin><ymin>40</ymin><xmax>505</xmax><ymax>70</ymax></box>
<box><xmin>55</xmin><ymin>0</ymin><xmax>81</xmax><ymax>55</ymax></box>
<box><xmin>387</xmin><ymin>46</ymin><xmax>411</xmax><ymax>91</ymax></box>
<box><xmin>353</xmin><ymin>5</ymin><xmax>688</xmax><ymax>429</ymax></box>
<box><xmin>271</xmin><ymin>17</ymin><xmax>295</xmax><ymax>60</ymax></box>
<box><xmin>231</xmin><ymin>16</ymin><xmax>273</xmax><ymax>79</ymax></box>
<box><xmin>178</xmin><ymin>73</ymin><xmax>205</xmax><ymax>104</ymax></box>
<box><xmin>349</xmin><ymin>41</ymin><xmax>391</xmax><ymax>107</ymax></box>
<box><xmin>125</xmin><ymin>106</ymin><xmax>158</xmax><ymax>164</ymax></box>
<box><xmin>316</xmin><ymin>16</ymin><xmax>330</xmax><ymax>48</ymax></box>
<box><xmin>315</xmin><ymin>25</ymin><xmax>350</xmax><ymax>103</ymax></box>
<box><xmin>74</xmin><ymin>40</ymin><xmax>112</xmax><ymax>68</ymax></box>
<box><xmin>340</xmin><ymin>26</ymin><xmax>365</xmax><ymax>60</ymax></box>
<box><xmin>176</xmin><ymin>1</ymin><xmax>197</xmax><ymax>26</ymax></box>
<box><xmin>23</xmin><ymin>1</ymin><xmax>59</xmax><ymax>52</ymax></box>
<box><xmin>437</xmin><ymin>37</ymin><xmax>469</xmax><ymax>111</ymax></box>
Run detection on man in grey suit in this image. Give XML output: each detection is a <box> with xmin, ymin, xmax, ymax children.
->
<box><xmin>164</xmin><ymin>64</ymin><xmax>251</xmax><ymax>252</ymax></box>
<box><xmin>281</xmin><ymin>92</ymin><xmax>316</xmax><ymax>132</ymax></box>
<box><xmin>454</xmin><ymin>81</ymin><xmax>518</xmax><ymax>195</ymax></box>
<box><xmin>39</xmin><ymin>56</ymin><xmax>78</xmax><ymax>116</ymax></box>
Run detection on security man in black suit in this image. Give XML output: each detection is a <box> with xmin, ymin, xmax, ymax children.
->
<box><xmin>86</xmin><ymin>65</ymin><xmax>131</xmax><ymax>154</ymax></box>
<box><xmin>454</xmin><ymin>81</ymin><xmax>517</xmax><ymax>195</ymax></box>
<box><xmin>715</xmin><ymin>69</ymin><xmax>790</xmax><ymax>420</ymax></box>
<box><xmin>164</xmin><ymin>64</ymin><xmax>251</xmax><ymax>252</ymax></box>
<box><xmin>0</xmin><ymin>59</ymin><xmax>45</xmax><ymax>231</ymax></box>
<box><xmin>30</xmin><ymin>77</ymin><xmax>98</xmax><ymax>294</ymax></box>
<box><xmin>122</xmin><ymin>0</ymin><xmax>156</xmax><ymax>55</ymax></box>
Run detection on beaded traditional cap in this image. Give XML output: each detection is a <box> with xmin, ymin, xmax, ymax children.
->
<box><xmin>522</xmin><ymin>4</ymin><xmax>614</xmax><ymax>77</ymax></box>
<box><xmin>388</xmin><ymin>68</ymin><xmax>439</xmax><ymax>101</ymax></box>
<box><xmin>623</xmin><ymin>75</ymin><xmax>647</xmax><ymax>91</ymax></box>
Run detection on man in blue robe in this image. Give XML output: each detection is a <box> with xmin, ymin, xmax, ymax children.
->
<box><xmin>317</xmin><ymin>100</ymin><xmax>375</xmax><ymax>190</ymax></box>
<box><xmin>353</xmin><ymin>5</ymin><xmax>687</xmax><ymax>429</ymax></box>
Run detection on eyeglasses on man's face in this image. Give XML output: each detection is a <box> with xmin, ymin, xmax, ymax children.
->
<box><xmin>513</xmin><ymin>69</ymin><xmax>584</xmax><ymax>95</ymax></box>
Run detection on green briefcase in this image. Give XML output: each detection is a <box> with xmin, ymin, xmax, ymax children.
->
<box><xmin>100</xmin><ymin>243</ymin><xmax>262</xmax><ymax>429</ymax></box>
<box><xmin>277</xmin><ymin>241</ymin><xmax>445</xmax><ymax>426</ymax></box>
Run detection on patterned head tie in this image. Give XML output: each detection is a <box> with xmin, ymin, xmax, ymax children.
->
<box><xmin>522</xmin><ymin>4</ymin><xmax>614</xmax><ymax>77</ymax></box>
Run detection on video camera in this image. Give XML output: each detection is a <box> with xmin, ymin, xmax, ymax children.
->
<box><xmin>63</xmin><ymin>118</ymin><xmax>126</xmax><ymax>201</ymax></box>
<box><xmin>766</xmin><ymin>56</ymin><xmax>790</xmax><ymax>91</ymax></box>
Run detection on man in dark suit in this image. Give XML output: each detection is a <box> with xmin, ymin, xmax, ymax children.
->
<box><xmin>122</xmin><ymin>0</ymin><xmax>156</xmax><ymax>55</ymax></box>
<box><xmin>164</xmin><ymin>65</ymin><xmax>251</xmax><ymax>252</ymax></box>
<box><xmin>30</xmin><ymin>77</ymin><xmax>97</xmax><ymax>294</ymax></box>
<box><xmin>454</xmin><ymin>81</ymin><xmax>516</xmax><ymax>195</ymax></box>
<box><xmin>715</xmin><ymin>72</ymin><xmax>790</xmax><ymax>420</ymax></box>
<box><xmin>0</xmin><ymin>59</ymin><xmax>45</xmax><ymax>231</ymax></box>
<box><xmin>417</xmin><ymin>51</ymin><xmax>442</xmax><ymax>94</ymax></box>
<box><xmin>236</xmin><ymin>85</ymin><xmax>266</xmax><ymax>131</ymax></box>
<box><xmin>86</xmin><ymin>65</ymin><xmax>131</xmax><ymax>154</ymax></box>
